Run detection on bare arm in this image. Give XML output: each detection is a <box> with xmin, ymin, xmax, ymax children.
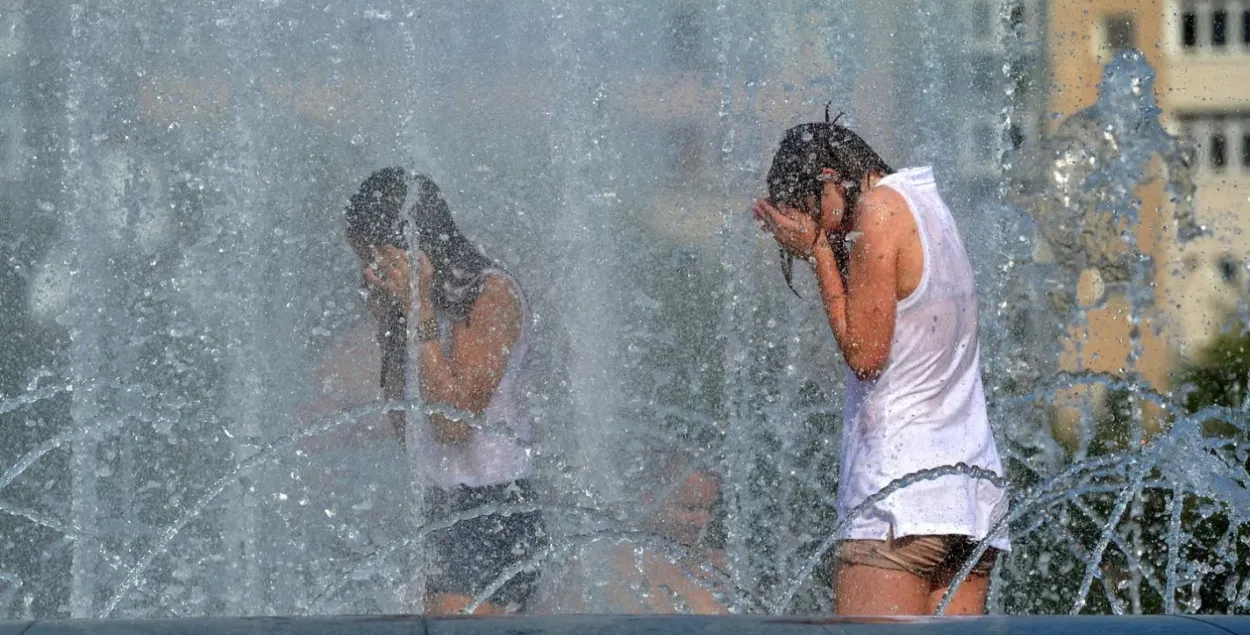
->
<box><xmin>364</xmin><ymin>249</ymin><xmax>522</xmax><ymax>444</ymax></box>
<box><xmin>759</xmin><ymin>188</ymin><xmax>903</xmax><ymax>380</ymax></box>
<box><xmin>816</xmin><ymin>188</ymin><xmax>903</xmax><ymax>379</ymax></box>
<box><xmin>416</xmin><ymin>274</ymin><xmax>522</xmax><ymax>414</ymax></box>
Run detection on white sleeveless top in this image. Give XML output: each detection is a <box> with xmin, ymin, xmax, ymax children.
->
<box><xmin>407</xmin><ymin>267</ymin><xmax>535</xmax><ymax>490</ymax></box>
<box><xmin>838</xmin><ymin>167</ymin><xmax>1010</xmax><ymax>550</ymax></box>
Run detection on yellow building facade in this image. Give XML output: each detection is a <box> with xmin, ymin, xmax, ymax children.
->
<box><xmin>1165</xmin><ymin>1</ymin><xmax>1250</xmax><ymax>357</ymax></box>
<box><xmin>1044</xmin><ymin>0</ymin><xmax>1250</xmax><ymax>439</ymax></box>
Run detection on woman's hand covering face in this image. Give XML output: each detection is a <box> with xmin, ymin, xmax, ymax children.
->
<box><xmin>362</xmin><ymin>247</ymin><xmax>436</xmax><ymax>315</ymax></box>
<box><xmin>752</xmin><ymin>198</ymin><xmax>822</xmax><ymax>258</ymax></box>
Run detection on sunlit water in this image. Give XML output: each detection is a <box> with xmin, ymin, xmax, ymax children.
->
<box><xmin>0</xmin><ymin>0</ymin><xmax>1246</xmax><ymax>620</ymax></box>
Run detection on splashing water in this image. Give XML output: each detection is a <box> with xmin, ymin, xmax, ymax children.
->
<box><xmin>0</xmin><ymin>1</ymin><xmax>1246</xmax><ymax>621</ymax></box>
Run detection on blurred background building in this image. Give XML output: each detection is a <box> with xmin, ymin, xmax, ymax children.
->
<box><xmin>1038</xmin><ymin>0</ymin><xmax>1250</xmax><ymax>426</ymax></box>
<box><xmin>1167</xmin><ymin>0</ymin><xmax>1250</xmax><ymax>354</ymax></box>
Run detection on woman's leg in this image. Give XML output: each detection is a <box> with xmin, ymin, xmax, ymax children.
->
<box><xmin>925</xmin><ymin>541</ymin><xmax>998</xmax><ymax>615</ymax></box>
<box><xmin>425</xmin><ymin>593</ymin><xmax>507</xmax><ymax>615</ymax></box>
<box><xmin>835</xmin><ymin>562</ymin><xmax>930</xmax><ymax>615</ymax></box>
<box><xmin>925</xmin><ymin>572</ymin><xmax>990</xmax><ymax>615</ymax></box>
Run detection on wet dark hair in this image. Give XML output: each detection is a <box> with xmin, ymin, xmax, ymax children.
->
<box><xmin>346</xmin><ymin>167</ymin><xmax>410</xmax><ymax>249</ymax></box>
<box><xmin>345</xmin><ymin>168</ymin><xmax>493</xmax><ymax>324</ymax></box>
<box><xmin>766</xmin><ymin>110</ymin><xmax>893</xmax><ymax>293</ymax></box>
<box><xmin>407</xmin><ymin>174</ymin><xmax>494</xmax><ymax>325</ymax></box>
<box><xmin>346</xmin><ymin>168</ymin><xmax>411</xmax><ymax>444</ymax></box>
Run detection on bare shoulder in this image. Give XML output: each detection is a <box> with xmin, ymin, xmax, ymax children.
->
<box><xmin>470</xmin><ymin>272</ymin><xmax>523</xmax><ymax>329</ymax></box>
<box><xmin>856</xmin><ymin>186</ymin><xmax>908</xmax><ymax>227</ymax></box>
<box><xmin>482</xmin><ymin>271</ymin><xmax>521</xmax><ymax>298</ymax></box>
<box><xmin>854</xmin><ymin>185</ymin><xmax>912</xmax><ymax>243</ymax></box>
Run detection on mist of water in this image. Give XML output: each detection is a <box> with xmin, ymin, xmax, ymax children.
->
<box><xmin>0</xmin><ymin>0</ymin><xmax>1245</xmax><ymax>620</ymax></box>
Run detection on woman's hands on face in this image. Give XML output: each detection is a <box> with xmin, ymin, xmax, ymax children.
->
<box><xmin>752</xmin><ymin>198</ymin><xmax>823</xmax><ymax>258</ymax></box>
<box><xmin>363</xmin><ymin>246</ymin><xmax>435</xmax><ymax>316</ymax></box>
<box><xmin>415</xmin><ymin>251</ymin><xmax>434</xmax><ymax>316</ymax></box>
<box><xmin>363</xmin><ymin>245</ymin><xmax>411</xmax><ymax>310</ymax></box>
<box><xmin>818</xmin><ymin>204</ymin><xmax>846</xmax><ymax>236</ymax></box>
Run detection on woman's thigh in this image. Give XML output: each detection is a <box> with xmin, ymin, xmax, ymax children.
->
<box><xmin>835</xmin><ymin>563</ymin><xmax>930</xmax><ymax>616</ymax></box>
<box><xmin>926</xmin><ymin>571</ymin><xmax>991</xmax><ymax>615</ymax></box>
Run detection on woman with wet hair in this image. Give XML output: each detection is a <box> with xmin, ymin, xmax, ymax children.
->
<box><xmin>345</xmin><ymin>168</ymin><xmax>544</xmax><ymax>615</ymax></box>
<box><xmin>753</xmin><ymin>120</ymin><xmax>1010</xmax><ymax>615</ymax></box>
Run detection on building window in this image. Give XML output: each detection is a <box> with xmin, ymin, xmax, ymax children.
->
<box><xmin>1183</xmin><ymin>10</ymin><xmax>1198</xmax><ymax>47</ymax></box>
<box><xmin>1105</xmin><ymin>14</ymin><xmax>1137</xmax><ymax>50</ymax></box>
<box><xmin>1180</xmin><ymin>0</ymin><xmax>1250</xmax><ymax>52</ymax></box>
<box><xmin>1177</xmin><ymin>112</ymin><xmax>1250</xmax><ymax>175</ymax></box>
<box><xmin>1218</xmin><ymin>256</ymin><xmax>1239</xmax><ymax>283</ymax></box>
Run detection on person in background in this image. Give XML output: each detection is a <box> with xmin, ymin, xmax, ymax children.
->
<box><xmin>607</xmin><ymin>455</ymin><xmax>729</xmax><ymax>614</ymax></box>
<box><xmin>753</xmin><ymin>120</ymin><xmax>1010</xmax><ymax>615</ymax></box>
<box><xmin>536</xmin><ymin>452</ymin><xmax>729</xmax><ymax>614</ymax></box>
<box><xmin>344</xmin><ymin>168</ymin><xmax>545</xmax><ymax>615</ymax></box>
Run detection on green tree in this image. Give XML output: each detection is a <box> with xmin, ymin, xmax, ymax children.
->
<box><xmin>1178</xmin><ymin>323</ymin><xmax>1250</xmax><ymax>413</ymax></box>
<box><xmin>1171</xmin><ymin>312</ymin><xmax>1250</xmax><ymax>614</ymax></box>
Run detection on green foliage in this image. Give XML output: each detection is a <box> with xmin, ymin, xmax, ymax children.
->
<box><xmin>1170</xmin><ymin>317</ymin><xmax>1250</xmax><ymax>614</ymax></box>
<box><xmin>994</xmin><ymin>324</ymin><xmax>1250</xmax><ymax>615</ymax></box>
<box><xmin>1178</xmin><ymin>324</ymin><xmax>1250</xmax><ymax>413</ymax></box>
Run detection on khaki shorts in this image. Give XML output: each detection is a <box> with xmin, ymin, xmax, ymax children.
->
<box><xmin>839</xmin><ymin>533</ymin><xmax>1000</xmax><ymax>581</ymax></box>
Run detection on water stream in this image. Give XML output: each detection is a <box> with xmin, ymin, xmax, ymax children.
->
<box><xmin>0</xmin><ymin>0</ymin><xmax>1246</xmax><ymax>620</ymax></box>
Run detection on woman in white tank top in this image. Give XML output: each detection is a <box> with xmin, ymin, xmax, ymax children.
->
<box><xmin>753</xmin><ymin>122</ymin><xmax>1010</xmax><ymax>615</ymax></box>
<box><xmin>345</xmin><ymin>169</ymin><xmax>543</xmax><ymax>615</ymax></box>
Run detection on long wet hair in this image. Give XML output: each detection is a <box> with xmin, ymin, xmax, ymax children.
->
<box><xmin>345</xmin><ymin>166</ymin><xmax>410</xmax><ymax>249</ymax></box>
<box><xmin>766</xmin><ymin>107</ymin><xmax>893</xmax><ymax>294</ymax></box>
<box><xmin>345</xmin><ymin>168</ymin><xmax>494</xmax><ymax>443</ymax></box>
<box><xmin>407</xmin><ymin>174</ymin><xmax>495</xmax><ymax>325</ymax></box>
<box><xmin>345</xmin><ymin>168</ymin><xmax>494</xmax><ymax>324</ymax></box>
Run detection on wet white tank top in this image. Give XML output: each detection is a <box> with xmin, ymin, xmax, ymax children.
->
<box><xmin>838</xmin><ymin>167</ymin><xmax>1010</xmax><ymax>550</ymax></box>
<box><xmin>407</xmin><ymin>268</ymin><xmax>535</xmax><ymax>490</ymax></box>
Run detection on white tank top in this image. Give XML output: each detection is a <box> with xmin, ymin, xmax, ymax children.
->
<box><xmin>407</xmin><ymin>267</ymin><xmax>535</xmax><ymax>489</ymax></box>
<box><xmin>838</xmin><ymin>167</ymin><xmax>1010</xmax><ymax>550</ymax></box>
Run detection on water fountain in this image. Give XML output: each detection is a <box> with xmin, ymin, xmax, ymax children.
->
<box><xmin>0</xmin><ymin>0</ymin><xmax>1247</xmax><ymax>626</ymax></box>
